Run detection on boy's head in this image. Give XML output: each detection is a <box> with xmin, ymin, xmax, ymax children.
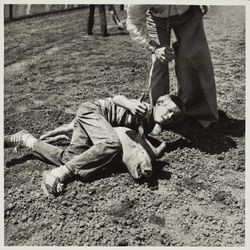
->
<box><xmin>153</xmin><ymin>94</ymin><xmax>184</xmax><ymax>127</ymax></box>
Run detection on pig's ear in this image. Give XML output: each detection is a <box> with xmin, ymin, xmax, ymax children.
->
<box><xmin>123</xmin><ymin>150</ymin><xmax>142</xmax><ymax>180</ymax></box>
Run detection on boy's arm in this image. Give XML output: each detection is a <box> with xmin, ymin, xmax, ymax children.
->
<box><xmin>40</xmin><ymin>118</ymin><xmax>75</xmax><ymax>141</ymax></box>
<box><xmin>112</xmin><ymin>95</ymin><xmax>147</xmax><ymax>118</ymax></box>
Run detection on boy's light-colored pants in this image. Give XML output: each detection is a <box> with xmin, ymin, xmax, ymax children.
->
<box><xmin>147</xmin><ymin>6</ymin><xmax>219</xmax><ymax>128</ymax></box>
<box><xmin>33</xmin><ymin>102</ymin><xmax>121</xmax><ymax>179</ymax></box>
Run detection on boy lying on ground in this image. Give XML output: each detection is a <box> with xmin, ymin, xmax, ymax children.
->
<box><xmin>39</xmin><ymin>126</ymin><xmax>169</xmax><ymax>184</ymax></box>
<box><xmin>4</xmin><ymin>94</ymin><xmax>182</xmax><ymax>197</ymax></box>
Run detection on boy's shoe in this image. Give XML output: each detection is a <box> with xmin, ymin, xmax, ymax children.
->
<box><xmin>41</xmin><ymin>170</ymin><xmax>65</xmax><ymax>197</ymax></box>
<box><xmin>41</xmin><ymin>165</ymin><xmax>73</xmax><ymax>197</ymax></box>
<box><xmin>4</xmin><ymin>130</ymin><xmax>32</xmax><ymax>148</ymax></box>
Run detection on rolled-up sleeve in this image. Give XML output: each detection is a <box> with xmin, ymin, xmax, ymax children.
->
<box><xmin>126</xmin><ymin>5</ymin><xmax>150</xmax><ymax>46</ymax></box>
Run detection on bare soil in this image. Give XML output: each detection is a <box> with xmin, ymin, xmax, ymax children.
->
<box><xmin>4</xmin><ymin>6</ymin><xmax>245</xmax><ymax>246</ymax></box>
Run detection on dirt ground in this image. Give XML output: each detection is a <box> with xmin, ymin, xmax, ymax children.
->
<box><xmin>4</xmin><ymin>6</ymin><xmax>245</xmax><ymax>246</ymax></box>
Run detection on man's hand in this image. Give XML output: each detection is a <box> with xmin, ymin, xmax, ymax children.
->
<box><xmin>200</xmin><ymin>5</ymin><xmax>209</xmax><ymax>16</ymax></box>
<box><xmin>40</xmin><ymin>120</ymin><xmax>75</xmax><ymax>142</ymax></box>
<box><xmin>154</xmin><ymin>46</ymin><xmax>175</xmax><ymax>63</ymax></box>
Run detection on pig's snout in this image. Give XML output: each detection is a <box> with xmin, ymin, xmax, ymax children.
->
<box><xmin>142</xmin><ymin>167</ymin><xmax>152</xmax><ymax>178</ymax></box>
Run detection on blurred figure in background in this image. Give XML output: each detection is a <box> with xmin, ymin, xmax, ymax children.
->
<box><xmin>108</xmin><ymin>5</ymin><xmax>125</xmax><ymax>30</ymax></box>
<box><xmin>87</xmin><ymin>4</ymin><xmax>109</xmax><ymax>37</ymax></box>
<box><xmin>126</xmin><ymin>5</ymin><xmax>219</xmax><ymax>131</ymax></box>
<box><xmin>120</xmin><ymin>5</ymin><xmax>128</xmax><ymax>11</ymax></box>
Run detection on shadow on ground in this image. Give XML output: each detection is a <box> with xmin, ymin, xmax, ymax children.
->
<box><xmin>4</xmin><ymin>110</ymin><xmax>244</xmax><ymax>192</ymax></box>
<box><xmin>163</xmin><ymin>110</ymin><xmax>245</xmax><ymax>154</ymax></box>
<box><xmin>5</xmin><ymin>145</ymin><xmax>172</xmax><ymax>191</ymax></box>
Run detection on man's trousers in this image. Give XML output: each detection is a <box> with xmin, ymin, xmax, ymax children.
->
<box><xmin>147</xmin><ymin>6</ymin><xmax>219</xmax><ymax>128</ymax></box>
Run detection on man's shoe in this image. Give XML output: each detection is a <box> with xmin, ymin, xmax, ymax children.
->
<box><xmin>102</xmin><ymin>33</ymin><xmax>110</xmax><ymax>37</ymax></box>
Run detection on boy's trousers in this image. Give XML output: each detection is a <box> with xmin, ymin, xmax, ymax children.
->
<box><xmin>147</xmin><ymin>6</ymin><xmax>219</xmax><ymax>128</ymax></box>
<box><xmin>33</xmin><ymin>102</ymin><xmax>121</xmax><ymax>179</ymax></box>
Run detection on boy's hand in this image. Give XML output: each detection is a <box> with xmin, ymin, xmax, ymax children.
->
<box><xmin>129</xmin><ymin>100</ymin><xmax>148</xmax><ymax>118</ymax></box>
<box><xmin>112</xmin><ymin>94</ymin><xmax>148</xmax><ymax>119</ymax></box>
<box><xmin>155</xmin><ymin>46</ymin><xmax>175</xmax><ymax>63</ymax></box>
<box><xmin>40</xmin><ymin>120</ymin><xmax>74</xmax><ymax>141</ymax></box>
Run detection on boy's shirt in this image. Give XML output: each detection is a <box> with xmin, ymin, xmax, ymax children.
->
<box><xmin>95</xmin><ymin>98</ymin><xmax>154</xmax><ymax>135</ymax></box>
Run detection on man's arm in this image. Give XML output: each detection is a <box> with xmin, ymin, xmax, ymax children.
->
<box><xmin>126</xmin><ymin>5</ymin><xmax>175</xmax><ymax>62</ymax></box>
<box><xmin>126</xmin><ymin>5</ymin><xmax>162</xmax><ymax>53</ymax></box>
<box><xmin>200</xmin><ymin>5</ymin><xmax>209</xmax><ymax>16</ymax></box>
<box><xmin>126</xmin><ymin>5</ymin><xmax>151</xmax><ymax>47</ymax></box>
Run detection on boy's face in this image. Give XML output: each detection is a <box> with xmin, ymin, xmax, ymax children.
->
<box><xmin>153</xmin><ymin>95</ymin><xmax>181</xmax><ymax>125</ymax></box>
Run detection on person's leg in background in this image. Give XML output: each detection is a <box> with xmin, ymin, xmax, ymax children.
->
<box><xmin>98</xmin><ymin>5</ymin><xmax>109</xmax><ymax>37</ymax></box>
<box><xmin>172</xmin><ymin>6</ymin><xmax>219</xmax><ymax>128</ymax></box>
<box><xmin>87</xmin><ymin>5</ymin><xmax>95</xmax><ymax>35</ymax></box>
<box><xmin>108</xmin><ymin>5</ymin><xmax>124</xmax><ymax>30</ymax></box>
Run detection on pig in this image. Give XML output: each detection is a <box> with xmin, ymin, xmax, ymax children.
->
<box><xmin>40</xmin><ymin>123</ymin><xmax>167</xmax><ymax>180</ymax></box>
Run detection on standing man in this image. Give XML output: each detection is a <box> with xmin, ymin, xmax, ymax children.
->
<box><xmin>126</xmin><ymin>5</ymin><xmax>219</xmax><ymax>129</ymax></box>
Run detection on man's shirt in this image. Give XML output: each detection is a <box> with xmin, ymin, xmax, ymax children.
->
<box><xmin>126</xmin><ymin>5</ymin><xmax>190</xmax><ymax>46</ymax></box>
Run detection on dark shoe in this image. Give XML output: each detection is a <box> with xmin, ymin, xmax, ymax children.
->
<box><xmin>87</xmin><ymin>32</ymin><xmax>93</xmax><ymax>35</ymax></box>
<box><xmin>102</xmin><ymin>33</ymin><xmax>110</xmax><ymax>37</ymax></box>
